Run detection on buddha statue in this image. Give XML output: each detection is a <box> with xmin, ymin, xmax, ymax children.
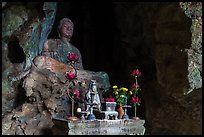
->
<box><xmin>32</xmin><ymin>17</ymin><xmax>110</xmax><ymax>114</ymax></box>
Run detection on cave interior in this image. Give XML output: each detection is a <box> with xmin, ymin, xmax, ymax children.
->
<box><xmin>2</xmin><ymin>2</ymin><xmax>202</xmax><ymax>135</ymax></box>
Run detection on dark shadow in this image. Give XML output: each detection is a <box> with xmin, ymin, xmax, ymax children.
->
<box><xmin>42</xmin><ymin>128</ymin><xmax>54</xmax><ymax>135</ymax></box>
<box><xmin>12</xmin><ymin>80</ymin><xmax>27</xmax><ymax>109</ymax></box>
<box><xmin>7</xmin><ymin>37</ymin><xmax>26</xmax><ymax>64</ymax></box>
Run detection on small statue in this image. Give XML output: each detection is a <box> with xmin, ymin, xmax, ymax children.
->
<box><xmin>85</xmin><ymin>80</ymin><xmax>101</xmax><ymax>112</ymax></box>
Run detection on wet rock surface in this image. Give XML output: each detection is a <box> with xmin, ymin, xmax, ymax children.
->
<box><xmin>113</xmin><ymin>2</ymin><xmax>202</xmax><ymax>134</ymax></box>
<box><xmin>2</xmin><ymin>2</ymin><xmax>57</xmax><ymax>115</ymax></box>
<box><xmin>2</xmin><ymin>61</ymin><xmax>110</xmax><ymax>135</ymax></box>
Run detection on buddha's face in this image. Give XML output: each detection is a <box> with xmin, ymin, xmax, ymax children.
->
<box><xmin>59</xmin><ymin>21</ymin><xmax>73</xmax><ymax>40</ymax></box>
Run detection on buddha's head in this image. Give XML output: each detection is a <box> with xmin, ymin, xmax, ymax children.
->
<box><xmin>58</xmin><ymin>18</ymin><xmax>74</xmax><ymax>41</ymax></box>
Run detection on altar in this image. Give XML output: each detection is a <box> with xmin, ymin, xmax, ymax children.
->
<box><xmin>52</xmin><ymin>117</ymin><xmax>146</xmax><ymax>135</ymax></box>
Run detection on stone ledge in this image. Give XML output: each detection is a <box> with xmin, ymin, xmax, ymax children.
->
<box><xmin>52</xmin><ymin>117</ymin><xmax>145</xmax><ymax>135</ymax></box>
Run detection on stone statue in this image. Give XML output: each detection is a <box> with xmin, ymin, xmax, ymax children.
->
<box><xmin>85</xmin><ymin>80</ymin><xmax>101</xmax><ymax>112</ymax></box>
<box><xmin>30</xmin><ymin>18</ymin><xmax>110</xmax><ymax>116</ymax></box>
<box><xmin>42</xmin><ymin>18</ymin><xmax>83</xmax><ymax>70</ymax></box>
<box><xmin>34</xmin><ymin>17</ymin><xmax>110</xmax><ymax>89</ymax></box>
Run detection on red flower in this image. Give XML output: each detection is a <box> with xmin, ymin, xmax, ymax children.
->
<box><xmin>65</xmin><ymin>71</ymin><xmax>76</xmax><ymax>80</ymax></box>
<box><xmin>131</xmin><ymin>69</ymin><xmax>141</xmax><ymax>77</ymax></box>
<box><xmin>67</xmin><ymin>52</ymin><xmax>78</xmax><ymax>62</ymax></box>
<box><xmin>132</xmin><ymin>84</ymin><xmax>140</xmax><ymax>89</ymax></box>
<box><xmin>131</xmin><ymin>96</ymin><xmax>140</xmax><ymax>104</ymax></box>
<box><xmin>105</xmin><ymin>96</ymin><xmax>115</xmax><ymax>102</ymax></box>
<box><xmin>72</xmin><ymin>90</ymin><xmax>80</xmax><ymax>99</ymax></box>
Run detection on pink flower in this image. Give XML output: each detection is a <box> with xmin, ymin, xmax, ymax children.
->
<box><xmin>131</xmin><ymin>69</ymin><xmax>141</xmax><ymax>77</ymax></box>
<box><xmin>67</xmin><ymin>52</ymin><xmax>78</xmax><ymax>62</ymax></box>
<box><xmin>72</xmin><ymin>90</ymin><xmax>80</xmax><ymax>99</ymax></box>
<box><xmin>65</xmin><ymin>71</ymin><xmax>76</xmax><ymax>80</ymax></box>
<box><xmin>132</xmin><ymin>84</ymin><xmax>140</xmax><ymax>88</ymax></box>
<box><xmin>131</xmin><ymin>96</ymin><xmax>140</xmax><ymax>104</ymax></box>
<box><xmin>105</xmin><ymin>96</ymin><xmax>115</xmax><ymax>102</ymax></box>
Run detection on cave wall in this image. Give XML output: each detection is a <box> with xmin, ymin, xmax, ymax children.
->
<box><xmin>113</xmin><ymin>2</ymin><xmax>202</xmax><ymax>135</ymax></box>
<box><xmin>2</xmin><ymin>2</ymin><xmax>57</xmax><ymax>115</ymax></box>
<box><xmin>180</xmin><ymin>2</ymin><xmax>202</xmax><ymax>94</ymax></box>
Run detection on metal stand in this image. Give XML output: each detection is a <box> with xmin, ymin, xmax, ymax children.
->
<box><xmin>67</xmin><ymin>96</ymin><xmax>78</xmax><ymax>121</ymax></box>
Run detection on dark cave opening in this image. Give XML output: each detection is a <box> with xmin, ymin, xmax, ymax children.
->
<box><xmin>12</xmin><ymin>80</ymin><xmax>27</xmax><ymax>109</ymax></box>
<box><xmin>7</xmin><ymin>37</ymin><xmax>26</xmax><ymax>64</ymax></box>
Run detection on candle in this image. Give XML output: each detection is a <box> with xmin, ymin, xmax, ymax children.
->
<box><xmin>77</xmin><ymin>108</ymin><xmax>81</xmax><ymax>112</ymax></box>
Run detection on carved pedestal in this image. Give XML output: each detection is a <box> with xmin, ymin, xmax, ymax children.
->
<box><xmin>52</xmin><ymin>117</ymin><xmax>146</xmax><ymax>135</ymax></box>
<box><xmin>100</xmin><ymin>102</ymin><xmax>118</xmax><ymax>120</ymax></box>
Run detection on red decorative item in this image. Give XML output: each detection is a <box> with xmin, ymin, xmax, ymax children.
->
<box><xmin>72</xmin><ymin>90</ymin><xmax>80</xmax><ymax>99</ymax></box>
<box><xmin>131</xmin><ymin>96</ymin><xmax>140</xmax><ymax>104</ymax></box>
<box><xmin>131</xmin><ymin>95</ymin><xmax>141</xmax><ymax>120</ymax></box>
<box><xmin>131</xmin><ymin>69</ymin><xmax>141</xmax><ymax>77</ymax></box>
<box><xmin>67</xmin><ymin>52</ymin><xmax>78</xmax><ymax>62</ymax></box>
<box><xmin>130</xmin><ymin>68</ymin><xmax>142</xmax><ymax>120</ymax></box>
<box><xmin>105</xmin><ymin>96</ymin><xmax>115</xmax><ymax>102</ymax></box>
<box><xmin>131</xmin><ymin>84</ymin><xmax>140</xmax><ymax>89</ymax></box>
<box><xmin>65</xmin><ymin>71</ymin><xmax>76</xmax><ymax>80</ymax></box>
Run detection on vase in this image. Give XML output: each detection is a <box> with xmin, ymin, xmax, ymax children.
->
<box><xmin>117</xmin><ymin>104</ymin><xmax>124</xmax><ymax>119</ymax></box>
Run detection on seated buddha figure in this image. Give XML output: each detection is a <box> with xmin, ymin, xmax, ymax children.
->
<box><xmin>33</xmin><ymin>18</ymin><xmax>110</xmax><ymax>111</ymax></box>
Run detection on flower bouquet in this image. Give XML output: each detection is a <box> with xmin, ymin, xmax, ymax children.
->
<box><xmin>112</xmin><ymin>86</ymin><xmax>132</xmax><ymax>119</ymax></box>
<box><xmin>112</xmin><ymin>86</ymin><xmax>132</xmax><ymax>106</ymax></box>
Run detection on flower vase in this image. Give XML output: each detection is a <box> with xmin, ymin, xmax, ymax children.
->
<box><xmin>117</xmin><ymin>104</ymin><xmax>124</xmax><ymax>119</ymax></box>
